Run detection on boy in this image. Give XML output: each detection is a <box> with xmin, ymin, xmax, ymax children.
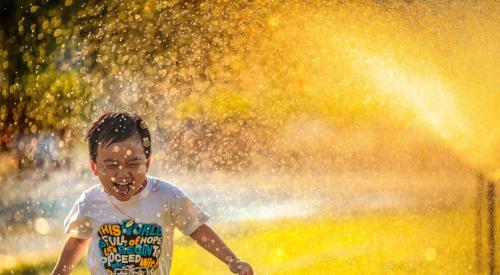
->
<box><xmin>52</xmin><ymin>112</ymin><xmax>253</xmax><ymax>275</ymax></box>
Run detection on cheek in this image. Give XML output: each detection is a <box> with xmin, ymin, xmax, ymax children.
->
<box><xmin>137</xmin><ymin>164</ymin><xmax>147</xmax><ymax>174</ymax></box>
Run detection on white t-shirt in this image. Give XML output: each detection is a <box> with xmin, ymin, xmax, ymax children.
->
<box><xmin>64</xmin><ymin>175</ymin><xmax>210</xmax><ymax>275</ymax></box>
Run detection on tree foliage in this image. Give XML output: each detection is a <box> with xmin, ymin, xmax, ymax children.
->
<box><xmin>0</xmin><ymin>0</ymin><xmax>92</xmax><ymax>153</ymax></box>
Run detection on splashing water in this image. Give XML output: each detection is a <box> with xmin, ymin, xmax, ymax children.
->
<box><xmin>204</xmin><ymin>0</ymin><xmax>499</xmax><ymax>178</ymax></box>
<box><xmin>1</xmin><ymin>1</ymin><xmax>498</xmax><ymax>273</ymax></box>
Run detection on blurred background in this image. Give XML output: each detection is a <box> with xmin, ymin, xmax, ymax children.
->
<box><xmin>0</xmin><ymin>0</ymin><xmax>498</xmax><ymax>274</ymax></box>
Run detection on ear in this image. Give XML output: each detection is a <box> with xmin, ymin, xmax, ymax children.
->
<box><xmin>89</xmin><ymin>159</ymin><xmax>98</xmax><ymax>176</ymax></box>
<box><xmin>145</xmin><ymin>156</ymin><xmax>151</xmax><ymax>172</ymax></box>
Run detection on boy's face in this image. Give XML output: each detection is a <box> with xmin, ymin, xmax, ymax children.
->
<box><xmin>90</xmin><ymin>134</ymin><xmax>151</xmax><ymax>201</ymax></box>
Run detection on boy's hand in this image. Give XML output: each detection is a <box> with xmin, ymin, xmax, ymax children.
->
<box><xmin>228</xmin><ymin>259</ymin><xmax>253</xmax><ymax>275</ymax></box>
<box><xmin>189</xmin><ymin>224</ymin><xmax>253</xmax><ymax>275</ymax></box>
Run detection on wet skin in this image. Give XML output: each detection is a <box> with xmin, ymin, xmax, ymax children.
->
<box><xmin>89</xmin><ymin>134</ymin><xmax>151</xmax><ymax>201</ymax></box>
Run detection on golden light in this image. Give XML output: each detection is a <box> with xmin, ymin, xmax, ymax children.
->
<box><xmin>179</xmin><ymin>0</ymin><xmax>499</xmax><ymax>179</ymax></box>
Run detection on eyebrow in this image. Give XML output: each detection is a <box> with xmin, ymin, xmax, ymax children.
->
<box><xmin>103</xmin><ymin>159</ymin><xmax>117</xmax><ymax>163</ymax></box>
<box><xmin>127</xmin><ymin>156</ymin><xmax>143</xmax><ymax>162</ymax></box>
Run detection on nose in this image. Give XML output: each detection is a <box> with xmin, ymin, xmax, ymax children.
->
<box><xmin>115</xmin><ymin>164</ymin><xmax>132</xmax><ymax>179</ymax></box>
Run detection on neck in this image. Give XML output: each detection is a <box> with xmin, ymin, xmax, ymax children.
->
<box><xmin>133</xmin><ymin>178</ymin><xmax>148</xmax><ymax>196</ymax></box>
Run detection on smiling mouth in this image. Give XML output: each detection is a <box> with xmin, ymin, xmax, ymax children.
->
<box><xmin>112</xmin><ymin>179</ymin><xmax>135</xmax><ymax>196</ymax></box>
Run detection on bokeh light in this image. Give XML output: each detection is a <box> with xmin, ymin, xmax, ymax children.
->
<box><xmin>0</xmin><ymin>0</ymin><xmax>498</xmax><ymax>274</ymax></box>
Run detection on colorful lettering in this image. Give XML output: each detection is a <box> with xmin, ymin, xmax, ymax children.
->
<box><xmin>98</xmin><ymin>221</ymin><xmax>163</xmax><ymax>274</ymax></box>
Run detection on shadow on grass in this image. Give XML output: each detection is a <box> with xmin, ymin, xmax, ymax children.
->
<box><xmin>0</xmin><ymin>260</ymin><xmax>54</xmax><ymax>275</ymax></box>
<box><xmin>0</xmin><ymin>260</ymin><xmax>88</xmax><ymax>275</ymax></box>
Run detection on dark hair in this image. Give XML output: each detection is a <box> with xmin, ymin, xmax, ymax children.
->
<box><xmin>85</xmin><ymin>112</ymin><xmax>151</xmax><ymax>161</ymax></box>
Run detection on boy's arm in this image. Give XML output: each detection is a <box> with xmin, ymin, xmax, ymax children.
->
<box><xmin>189</xmin><ymin>224</ymin><xmax>253</xmax><ymax>275</ymax></box>
<box><xmin>52</xmin><ymin>237</ymin><xmax>90</xmax><ymax>275</ymax></box>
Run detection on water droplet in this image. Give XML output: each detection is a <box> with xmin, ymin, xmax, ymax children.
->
<box><xmin>34</xmin><ymin>217</ymin><xmax>50</xmax><ymax>235</ymax></box>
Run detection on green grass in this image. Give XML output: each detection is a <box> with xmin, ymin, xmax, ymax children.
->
<box><xmin>2</xmin><ymin>207</ymin><xmax>495</xmax><ymax>274</ymax></box>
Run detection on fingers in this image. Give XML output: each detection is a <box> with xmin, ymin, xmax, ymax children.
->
<box><xmin>230</xmin><ymin>260</ymin><xmax>253</xmax><ymax>275</ymax></box>
<box><xmin>238</xmin><ymin>263</ymin><xmax>253</xmax><ymax>275</ymax></box>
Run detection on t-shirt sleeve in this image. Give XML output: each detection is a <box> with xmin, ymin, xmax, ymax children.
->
<box><xmin>63</xmin><ymin>193</ymin><xmax>93</xmax><ymax>239</ymax></box>
<box><xmin>172</xmin><ymin>188</ymin><xmax>210</xmax><ymax>236</ymax></box>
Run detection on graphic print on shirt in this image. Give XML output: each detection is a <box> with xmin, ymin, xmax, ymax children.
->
<box><xmin>98</xmin><ymin>220</ymin><xmax>163</xmax><ymax>274</ymax></box>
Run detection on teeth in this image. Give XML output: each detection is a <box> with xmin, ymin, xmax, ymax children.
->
<box><xmin>114</xmin><ymin>180</ymin><xmax>133</xmax><ymax>186</ymax></box>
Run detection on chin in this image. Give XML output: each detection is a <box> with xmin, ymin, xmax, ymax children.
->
<box><xmin>114</xmin><ymin>195</ymin><xmax>131</xmax><ymax>201</ymax></box>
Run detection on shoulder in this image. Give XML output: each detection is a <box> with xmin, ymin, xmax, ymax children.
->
<box><xmin>148</xmin><ymin>175</ymin><xmax>187</xmax><ymax>199</ymax></box>
<box><xmin>76</xmin><ymin>184</ymin><xmax>106</xmax><ymax>204</ymax></box>
<box><xmin>65</xmin><ymin>184</ymin><xmax>104</xmax><ymax>221</ymax></box>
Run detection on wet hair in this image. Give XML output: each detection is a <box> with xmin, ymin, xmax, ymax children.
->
<box><xmin>85</xmin><ymin>112</ymin><xmax>151</xmax><ymax>161</ymax></box>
